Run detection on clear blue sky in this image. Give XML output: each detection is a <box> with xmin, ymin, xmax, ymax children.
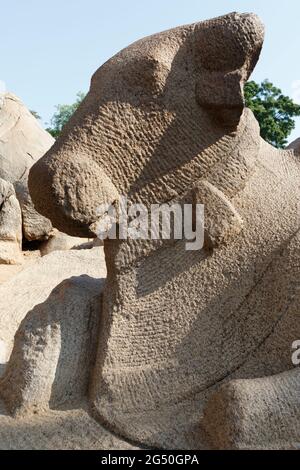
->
<box><xmin>1</xmin><ymin>0</ymin><xmax>300</xmax><ymax>142</ymax></box>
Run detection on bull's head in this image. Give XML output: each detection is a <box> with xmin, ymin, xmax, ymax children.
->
<box><xmin>29</xmin><ymin>12</ymin><xmax>264</xmax><ymax>238</ymax></box>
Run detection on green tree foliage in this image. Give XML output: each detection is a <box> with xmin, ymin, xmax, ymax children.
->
<box><xmin>244</xmin><ymin>79</ymin><xmax>300</xmax><ymax>148</ymax></box>
<box><xmin>46</xmin><ymin>91</ymin><xmax>86</xmax><ymax>138</ymax></box>
<box><xmin>30</xmin><ymin>110</ymin><xmax>41</xmax><ymax>120</ymax></box>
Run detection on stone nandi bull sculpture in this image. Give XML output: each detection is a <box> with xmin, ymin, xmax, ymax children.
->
<box><xmin>1</xmin><ymin>12</ymin><xmax>300</xmax><ymax>449</ymax></box>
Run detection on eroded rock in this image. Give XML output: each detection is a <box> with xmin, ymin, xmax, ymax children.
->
<box><xmin>0</xmin><ymin>178</ymin><xmax>23</xmax><ymax>265</ymax></box>
<box><xmin>0</xmin><ymin>247</ymin><xmax>106</xmax><ymax>363</ymax></box>
<box><xmin>0</xmin><ymin>93</ymin><xmax>54</xmax><ymax>241</ymax></box>
<box><xmin>39</xmin><ymin>229</ymin><xmax>90</xmax><ymax>256</ymax></box>
<box><xmin>202</xmin><ymin>369</ymin><xmax>300</xmax><ymax>449</ymax></box>
<box><xmin>0</xmin><ymin>11</ymin><xmax>297</xmax><ymax>449</ymax></box>
<box><xmin>287</xmin><ymin>137</ymin><xmax>300</xmax><ymax>156</ymax></box>
<box><xmin>0</xmin><ymin>275</ymin><xmax>102</xmax><ymax>416</ymax></box>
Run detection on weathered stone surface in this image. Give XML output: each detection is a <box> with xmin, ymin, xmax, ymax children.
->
<box><xmin>15</xmin><ymin>183</ymin><xmax>53</xmax><ymax>241</ymax></box>
<box><xmin>0</xmin><ymin>178</ymin><xmax>23</xmax><ymax>265</ymax></box>
<box><xmin>0</xmin><ymin>404</ymin><xmax>139</xmax><ymax>450</ymax></box>
<box><xmin>287</xmin><ymin>137</ymin><xmax>300</xmax><ymax>155</ymax></box>
<box><xmin>0</xmin><ymin>93</ymin><xmax>54</xmax><ymax>240</ymax></box>
<box><xmin>4</xmin><ymin>11</ymin><xmax>298</xmax><ymax>449</ymax></box>
<box><xmin>0</xmin><ymin>275</ymin><xmax>102</xmax><ymax>416</ymax></box>
<box><xmin>0</xmin><ymin>247</ymin><xmax>106</xmax><ymax>363</ymax></box>
<box><xmin>0</xmin><ymin>250</ymin><xmax>40</xmax><ymax>286</ymax></box>
<box><xmin>0</xmin><ymin>246</ymin><xmax>135</xmax><ymax>450</ymax></box>
<box><xmin>39</xmin><ymin>229</ymin><xmax>90</xmax><ymax>256</ymax></box>
<box><xmin>202</xmin><ymin>368</ymin><xmax>300</xmax><ymax>449</ymax></box>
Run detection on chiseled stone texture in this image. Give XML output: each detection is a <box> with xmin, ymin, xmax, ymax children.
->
<box><xmin>0</xmin><ymin>178</ymin><xmax>23</xmax><ymax>265</ymax></box>
<box><xmin>287</xmin><ymin>137</ymin><xmax>300</xmax><ymax>155</ymax></box>
<box><xmin>10</xmin><ymin>11</ymin><xmax>300</xmax><ymax>448</ymax></box>
<box><xmin>0</xmin><ymin>93</ymin><xmax>54</xmax><ymax>241</ymax></box>
<box><xmin>39</xmin><ymin>229</ymin><xmax>90</xmax><ymax>256</ymax></box>
<box><xmin>0</xmin><ymin>403</ymin><xmax>139</xmax><ymax>450</ymax></box>
<box><xmin>203</xmin><ymin>369</ymin><xmax>300</xmax><ymax>449</ymax></box>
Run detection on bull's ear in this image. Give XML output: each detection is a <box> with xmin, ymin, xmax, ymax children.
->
<box><xmin>194</xmin><ymin>12</ymin><xmax>265</xmax><ymax>128</ymax></box>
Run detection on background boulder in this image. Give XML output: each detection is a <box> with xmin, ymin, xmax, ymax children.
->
<box><xmin>0</xmin><ymin>178</ymin><xmax>23</xmax><ymax>265</ymax></box>
<box><xmin>287</xmin><ymin>137</ymin><xmax>300</xmax><ymax>155</ymax></box>
<box><xmin>0</xmin><ymin>93</ymin><xmax>54</xmax><ymax>241</ymax></box>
